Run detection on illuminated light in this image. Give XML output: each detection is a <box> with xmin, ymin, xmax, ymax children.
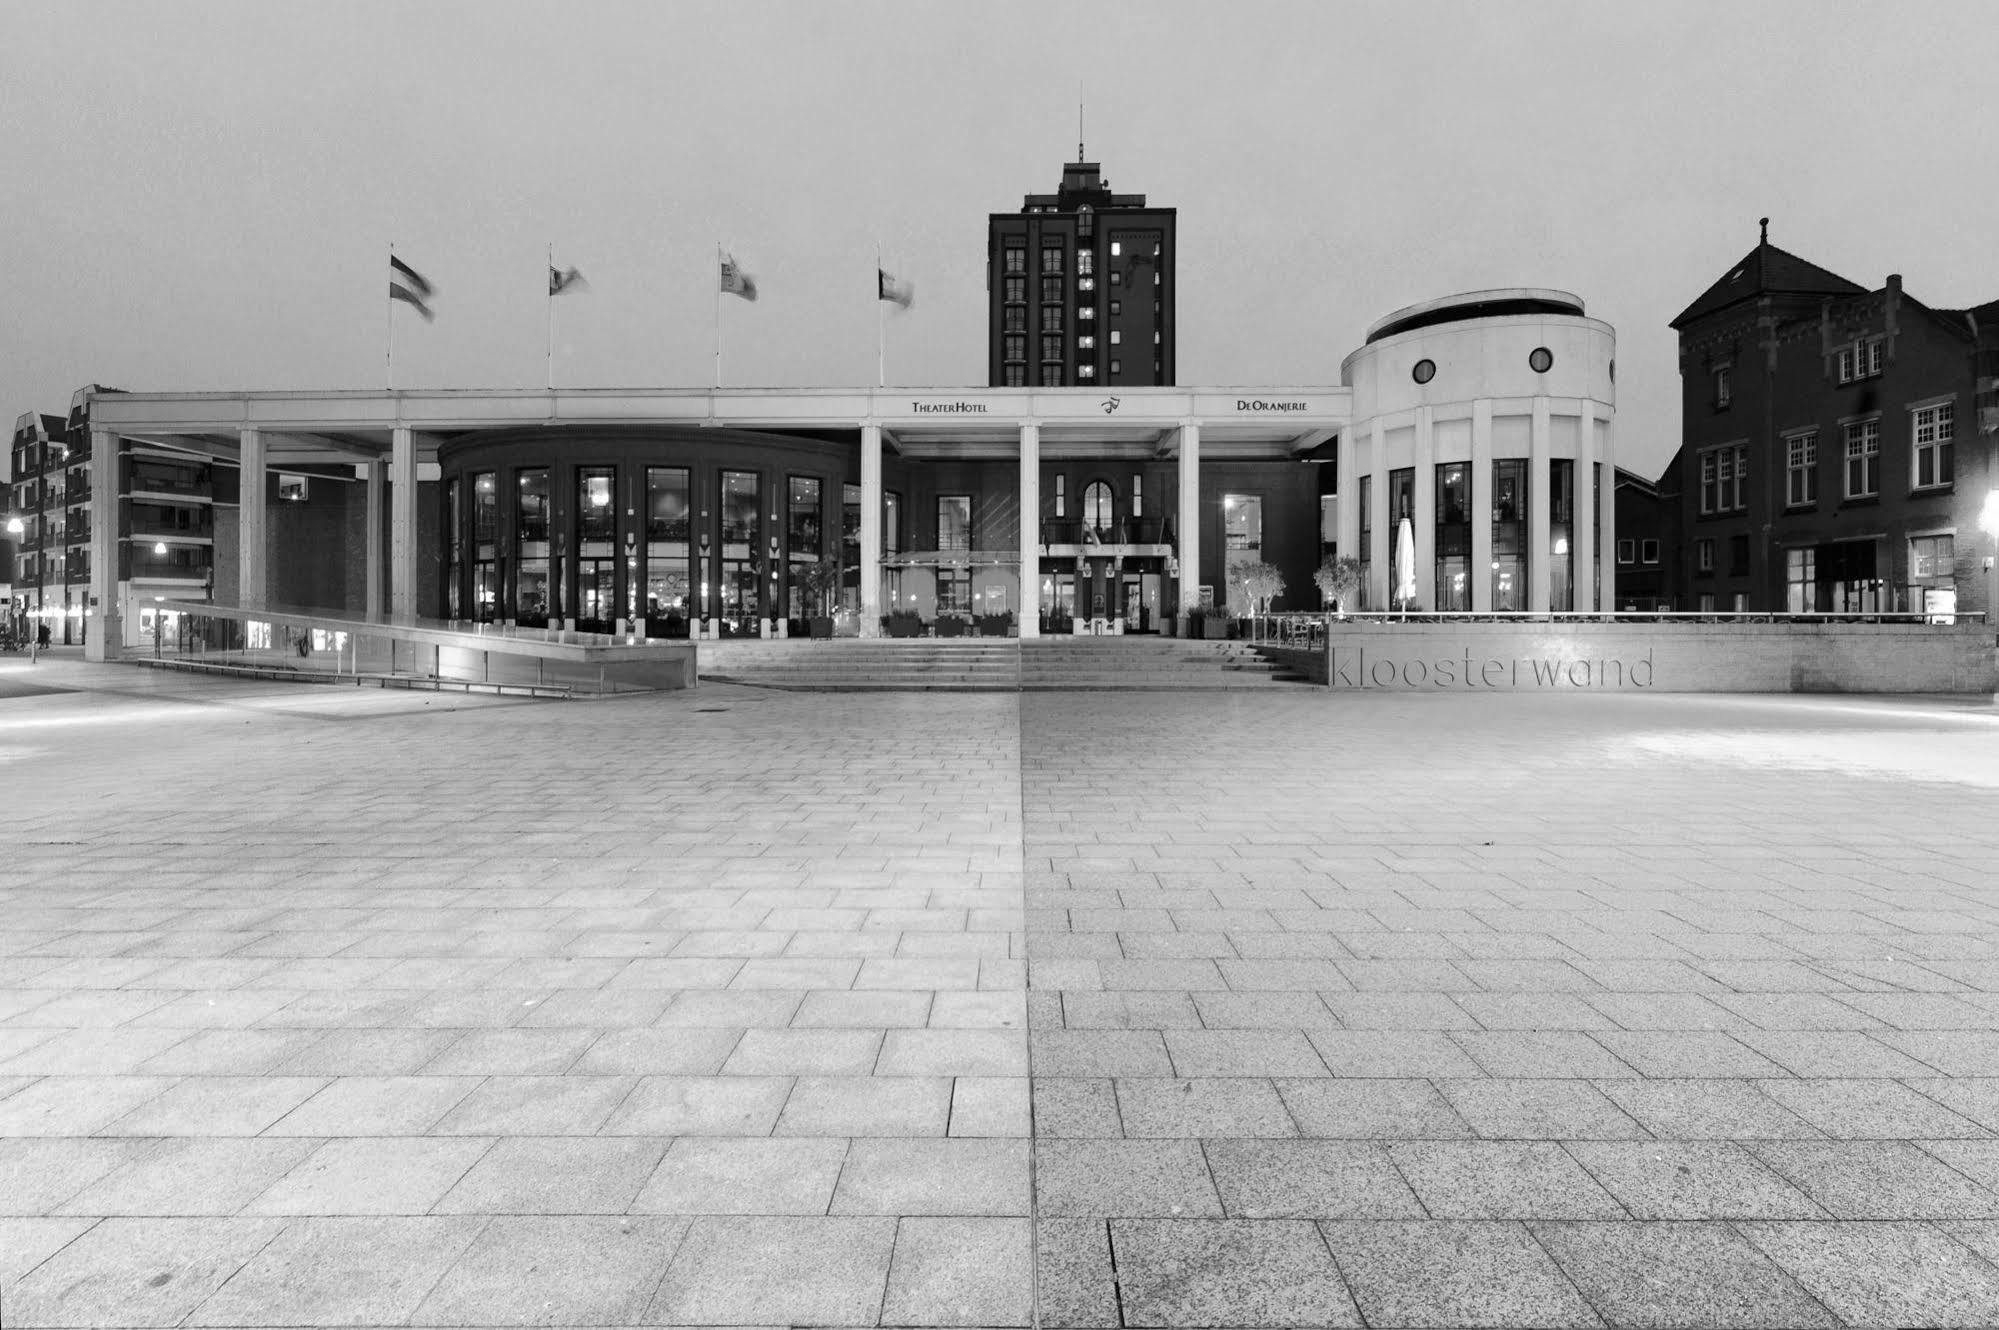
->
<box><xmin>1980</xmin><ymin>491</ymin><xmax>1999</xmax><ymax>537</ymax></box>
<box><xmin>154</xmin><ymin>541</ymin><xmax>168</xmax><ymax>555</ymax></box>
<box><xmin>1554</xmin><ymin>537</ymin><xmax>1570</xmax><ymax>554</ymax></box>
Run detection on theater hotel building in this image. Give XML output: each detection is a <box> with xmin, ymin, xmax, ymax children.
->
<box><xmin>62</xmin><ymin>163</ymin><xmax>1617</xmax><ymax>656</ymax></box>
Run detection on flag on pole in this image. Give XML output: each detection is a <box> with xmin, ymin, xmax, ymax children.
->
<box><xmin>719</xmin><ymin>252</ymin><xmax>758</xmax><ymax>302</ymax></box>
<box><xmin>877</xmin><ymin>267</ymin><xmax>914</xmax><ymax>309</ymax></box>
<box><xmin>390</xmin><ymin>255</ymin><xmax>435</xmax><ymax>320</ymax></box>
<box><xmin>549</xmin><ymin>264</ymin><xmax>587</xmax><ymax>296</ymax></box>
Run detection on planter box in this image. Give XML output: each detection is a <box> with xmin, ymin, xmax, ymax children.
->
<box><xmin>883</xmin><ymin>615</ymin><xmax>924</xmax><ymax>638</ymax></box>
<box><xmin>975</xmin><ymin>614</ymin><xmax>1012</xmax><ymax>637</ymax></box>
<box><xmin>935</xmin><ymin>617</ymin><xmax>968</xmax><ymax>638</ymax></box>
<box><xmin>807</xmin><ymin>617</ymin><xmax>834</xmax><ymax>639</ymax></box>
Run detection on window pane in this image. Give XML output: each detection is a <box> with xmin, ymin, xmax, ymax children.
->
<box><xmin>937</xmin><ymin>495</ymin><xmax>971</xmax><ymax>551</ymax></box>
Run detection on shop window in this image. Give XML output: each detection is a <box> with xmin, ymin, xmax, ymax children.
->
<box><xmin>1434</xmin><ymin>463</ymin><xmax>1471</xmax><ymax>611</ymax></box>
<box><xmin>646</xmin><ymin>467</ymin><xmax>692</xmax><ymax>633</ymax></box>
<box><xmin>937</xmin><ymin>495</ymin><xmax>971</xmax><ymax>551</ymax></box>
<box><xmin>514</xmin><ymin>467</ymin><xmax>550</xmax><ymax>625</ymax></box>
<box><xmin>1786</xmin><ymin>547</ymin><xmax>1817</xmax><ymax>613</ymax></box>
<box><xmin>1491</xmin><ymin>458</ymin><xmax>1526</xmax><ymax>611</ymax></box>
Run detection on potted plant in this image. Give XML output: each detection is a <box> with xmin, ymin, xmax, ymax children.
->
<box><xmin>883</xmin><ymin>609</ymin><xmax>925</xmax><ymax>638</ymax></box>
<box><xmin>1314</xmin><ymin>555</ymin><xmax>1363</xmax><ymax>618</ymax></box>
<box><xmin>935</xmin><ymin>614</ymin><xmax>968</xmax><ymax>637</ymax></box>
<box><xmin>975</xmin><ymin>610</ymin><xmax>1013</xmax><ymax>637</ymax></box>
<box><xmin>796</xmin><ymin>558</ymin><xmax>842</xmax><ymax>639</ymax></box>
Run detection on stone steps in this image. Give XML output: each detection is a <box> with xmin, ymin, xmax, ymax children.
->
<box><xmin>698</xmin><ymin>637</ymin><xmax>1315</xmax><ymax>691</ymax></box>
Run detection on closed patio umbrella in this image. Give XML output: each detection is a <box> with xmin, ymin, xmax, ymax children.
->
<box><xmin>1394</xmin><ymin>515</ymin><xmax>1417</xmax><ymax>613</ymax></box>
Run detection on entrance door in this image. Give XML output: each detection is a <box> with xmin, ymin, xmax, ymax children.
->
<box><xmin>577</xmin><ymin>558</ymin><xmax>618</xmax><ymax>631</ymax></box>
<box><xmin>1123</xmin><ymin>573</ymin><xmax>1161</xmax><ymax>633</ymax></box>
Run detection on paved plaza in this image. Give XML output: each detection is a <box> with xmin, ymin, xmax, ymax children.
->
<box><xmin>3</xmin><ymin>653</ymin><xmax>1999</xmax><ymax>1328</ymax></box>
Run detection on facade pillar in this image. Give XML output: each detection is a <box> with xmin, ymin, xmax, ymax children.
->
<box><xmin>1176</xmin><ymin>423</ymin><xmax>1201</xmax><ymax>613</ymax></box>
<box><xmin>1596</xmin><ymin>410</ymin><xmax>1617</xmax><ymax>611</ymax></box>
<box><xmin>860</xmin><ymin>424</ymin><xmax>882</xmax><ymax>636</ymax></box>
<box><xmin>240</xmin><ymin>427</ymin><xmax>267</xmax><ymax>610</ymax></box>
<box><xmin>1017</xmin><ymin>423</ymin><xmax>1040</xmax><ymax>638</ymax></box>
<box><xmin>364</xmin><ymin>459</ymin><xmax>385</xmax><ymax>619</ymax></box>
<box><xmin>1575</xmin><ymin>403</ymin><xmax>1597</xmax><ymax>611</ymax></box>
<box><xmin>1413</xmin><ymin>409</ymin><xmax>1436</xmax><ymax>609</ymax></box>
<box><xmin>1528</xmin><ymin>399</ymin><xmax>1551</xmax><ymax>612</ymax></box>
<box><xmin>85</xmin><ymin>428</ymin><xmax>121</xmax><ymax>660</ymax></box>
<box><xmin>390</xmin><ymin>426</ymin><xmax>417</xmax><ymax>618</ymax></box>
<box><xmin>1368</xmin><ymin>419</ymin><xmax>1389</xmax><ymax>609</ymax></box>
<box><xmin>1470</xmin><ymin>404</ymin><xmax>1494</xmax><ymax>613</ymax></box>
<box><xmin>1335</xmin><ymin>428</ymin><xmax>1358</xmax><ymax>604</ymax></box>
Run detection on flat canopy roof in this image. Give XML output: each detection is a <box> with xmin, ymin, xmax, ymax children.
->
<box><xmin>85</xmin><ymin>385</ymin><xmax>1351</xmax><ymax>465</ymax></box>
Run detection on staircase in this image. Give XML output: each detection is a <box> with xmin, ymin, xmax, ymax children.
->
<box><xmin>697</xmin><ymin>636</ymin><xmax>1314</xmax><ymax>692</ymax></box>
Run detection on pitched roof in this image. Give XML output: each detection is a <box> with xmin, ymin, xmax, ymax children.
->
<box><xmin>1671</xmin><ymin>242</ymin><xmax>1866</xmax><ymax>329</ymax></box>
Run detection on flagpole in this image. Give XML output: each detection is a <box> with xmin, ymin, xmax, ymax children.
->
<box><xmin>714</xmin><ymin>242</ymin><xmax>723</xmax><ymax>389</ymax></box>
<box><xmin>877</xmin><ymin>242</ymin><xmax>886</xmax><ymax>388</ymax></box>
<box><xmin>386</xmin><ymin>241</ymin><xmax>395</xmax><ymax>391</ymax></box>
<box><xmin>546</xmin><ymin>243</ymin><xmax>555</xmax><ymax>393</ymax></box>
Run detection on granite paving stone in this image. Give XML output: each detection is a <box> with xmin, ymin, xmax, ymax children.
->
<box><xmin>775</xmin><ymin>1074</ymin><xmax>953</xmax><ymax>1136</ymax></box>
<box><xmin>1389</xmin><ymin>1141</ymin><xmax>1629</xmax><ymax>1219</ymax></box>
<box><xmin>1532</xmin><ymin>1220</ymin><xmax>1839</xmax><ymax>1328</ymax></box>
<box><xmin>1736</xmin><ymin>1219</ymin><xmax>1999</xmax><ymax>1327</ymax></box>
<box><xmin>54</xmin><ymin>1137</ymin><xmax>320</xmax><ymax>1217</ymax></box>
<box><xmin>1749</xmin><ymin>1140</ymin><xmax>1999</xmax><ymax>1218</ymax></box>
<box><xmin>1115</xmin><ymin>1077</ymin><xmax>1297</xmax><ymax>1138</ymax></box>
<box><xmin>188</xmin><ymin>1215</ymin><xmax>488</xmax><ymax>1326</ymax></box>
<box><xmin>407</xmin><ymin>1215</ymin><xmax>690</xmax><ymax>1326</ymax></box>
<box><xmin>631</xmin><ymin>1136</ymin><xmax>847</xmax><ymax>1214</ymax></box>
<box><xmin>1321</xmin><ymin>1220</ymin><xmax>1605</xmax><ymax>1328</ymax></box>
<box><xmin>647</xmin><ymin>1214</ymin><xmax>897</xmax><ymax>1325</ymax></box>
<box><xmin>3</xmin><ymin>1216</ymin><xmax>287</xmax><ymax>1328</ymax></box>
<box><xmin>1108</xmin><ymin>1217</ymin><xmax>1363</xmax><ymax>1327</ymax></box>
<box><xmin>880</xmin><ymin>1216</ymin><xmax>1032</xmax><ymax>1327</ymax></box>
<box><xmin>1034</xmin><ymin>1139</ymin><xmax>1224</xmax><ymax>1217</ymax></box>
<box><xmin>831</xmin><ymin>1138</ymin><xmax>1030</xmax><ymax>1215</ymax></box>
<box><xmin>1206</xmin><ymin>1139</ymin><xmax>1426</xmax><ymax>1219</ymax></box>
<box><xmin>434</xmin><ymin>1135</ymin><xmax>667</xmax><ymax>1213</ymax></box>
<box><xmin>242</xmin><ymin>1136</ymin><xmax>493</xmax><ymax>1214</ymax></box>
<box><xmin>1562</xmin><ymin>1141</ymin><xmax>1829</xmax><ymax>1219</ymax></box>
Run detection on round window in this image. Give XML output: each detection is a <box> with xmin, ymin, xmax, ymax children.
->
<box><xmin>1412</xmin><ymin>359</ymin><xmax>1436</xmax><ymax>385</ymax></box>
<box><xmin>1529</xmin><ymin>347</ymin><xmax>1554</xmax><ymax>373</ymax></box>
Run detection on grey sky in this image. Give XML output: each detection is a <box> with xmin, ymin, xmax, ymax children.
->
<box><xmin>4</xmin><ymin>0</ymin><xmax>1995</xmax><ymax>480</ymax></box>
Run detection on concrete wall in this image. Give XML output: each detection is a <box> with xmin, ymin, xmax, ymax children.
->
<box><xmin>1324</xmin><ymin>622</ymin><xmax>1998</xmax><ymax>694</ymax></box>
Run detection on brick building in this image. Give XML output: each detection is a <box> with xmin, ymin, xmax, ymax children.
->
<box><xmin>987</xmin><ymin>155</ymin><xmax>1176</xmax><ymax>388</ymax></box>
<box><xmin>1668</xmin><ymin>222</ymin><xmax>1999</xmax><ymax>616</ymax></box>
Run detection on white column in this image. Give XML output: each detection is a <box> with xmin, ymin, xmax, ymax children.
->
<box><xmin>1575</xmin><ymin>403</ymin><xmax>1597</xmax><ymax>611</ymax></box>
<box><xmin>1018</xmin><ymin>423</ymin><xmax>1040</xmax><ymax>638</ymax></box>
<box><xmin>1413</xmin><ymin>410</ymin><xmax>1436</xmax><ymax>609</ymax></box>
<box><xmin>240</xmin><ymin>427</ymin><xmax>267</xmax><ymax>610</ymax></box>
<box><xmin>364</xmin><ymin>459</ymin><xmax>385</xmax><ymax>619</ymax></box>
<box><xmin>1596</xmin><ymin>410</ymin><xmax>1616</xmax><ymax>611</ymax></box>
<box><xmin>860</xmin><ymin>424</ymin><xmax>882</xmax><ymax>636</ymax></box>
<box><xmin>390</xmin><ymin>426</ymin><xmax>417</xmax><ymax>618</ymax></box>
<box><xmin>1176</xmin><ymin>423</ymin><xmax>1201</xmax><ymax>612</ymax></box>
<box><xmin>86</xmin><ymin>428</ymin><xmax>121</xmax><ymax>661</ymax></box>
<box><xmin>1335</xmin><ymin>428</ymin><xmax>1358</xmax><ymax>576</ymax></box>
<box><xmin>1368</xmin><ymin>419</ymin><xmax>1389</xmax><ymax>609</ymax></box>
<box><xmin>1528</xmin><ymin>399</ymin><xmax>1551</xmax><ymax>612</ymax></box>
<box><xmin>1470</xmin><ymin>405</ymin><xmax>1493</xmax><ymax>613</ymax></box>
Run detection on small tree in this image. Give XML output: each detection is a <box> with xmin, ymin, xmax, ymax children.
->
<box><xmin>1313</xmin><ymin>555</ymin><xmax>1363</xmax><ymax>616</ymax></box>
<box><xmin>1231</xmin><ymin>561</ymin><xmax>1286</xmax><ymax>638</ymax></box>
<box><xmin>796</xmin><ymin>558</ymin><xmax>842</xmax><ymax>619</ymax></box>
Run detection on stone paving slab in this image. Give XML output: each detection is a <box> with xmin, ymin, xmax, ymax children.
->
<box><xmin>5</xmin><ymin>663</ymin><xmax>1999</xmax><ymax>1325</ymax></box>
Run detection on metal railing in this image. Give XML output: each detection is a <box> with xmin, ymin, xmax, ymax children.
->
<box><xmin>1235</xmin><ymin>608</ymin><xmax>1993</xmax><ymax>655</ymax></box>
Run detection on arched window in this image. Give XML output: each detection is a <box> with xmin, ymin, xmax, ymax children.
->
<box><xmin>1082</xmin><ymin>480</ymin><xmax>1114</xmax><ymax>535</ymax></box>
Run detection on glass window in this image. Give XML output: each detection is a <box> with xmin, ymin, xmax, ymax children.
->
<box><xmin>1003</xmin><ymin>307</ymin><xmax>1026</xmax><ymax>332</ymax></box>
<box><xmin>1076</xmin><ymin>249</ymin><xmax>1094</xmax><ymax>275</ymax></box>
<box><xmin>1083</xmin><ymin>480</ymin><xmax>1113</xmax><ymax>535</ymax></box>
<box><xmin>1913</xmin><ymin>402</ymin><xmax>1954</xmax><ymax>489</ymax></box>
<box><xmin>1042</xmin><ymin>247</ymin><xmax>1063</xmax><ymax>274</ymax></box>
<box><xmin>1003</xmin><ymin>365</ymin><xmax>1026</xmax><ymax>387</ymax></box>
<box><xmin>1641</xmin><ymin>539</ymin><xmax>1660</xmax><ymax>563</ymax></box>
<box><xmin>1618</xmin><ymin>540</ymin><xmax>1636</xmax><ymax>564</ymax></box>
<box><xmin>884</xmin><ymin>491</ymin><xmax>901</xmax><ymax>555</ymax></box>
<box><xmin>1911</xmin><ymin>534</ymin><xmax>1954</xmax><ymax>581</ymax></box>
<box><xmin>1004</xmin><ymin>334</ymin><xmax>1025</xmax><ymax>362</ymax></box>
<box><xmin>1132</xmin><ymin>474</ymin><xmax>1143</xmax><ymax>518</ymax></box>
<box><xmin>1696</xmin><ymin>538</ymin><xmax>1715</xmax><ymax>572</ymax></box>
<box><xmin>577</xmin><ymin>466</ymin><xmax>615</xmax><ymax>547</ymax></box>
<box><xmin>1844</xmin><ymin>419</ymin><xmax>1880</xmax><ymax>498</ymax></box>
<box><xmin>1548</xmin><ymin>459</ymin><xmax>1573</xmax><ymax>612</ymax></box>
<box><xmin>444</xmin><ymin>477</ymin><xmax>462</xmax><ymax>618</ymax></box>
<box><xmin>1357</xmin><ymin>474</ymin><xmax>1373</xmax><ymax>612</ymax></box>
<box><xmin>1042</xmin><ymin>305</ymin><xmax>1063</xmax><ymax>333</ymax></box>
<box><xmin>1004</xmin><ymin>247</ymin><xmax>1025</xmax><ymax>274</ymax></box>
<box><xmin>1042</xmin><ymin>335</ymin><xmax>1063</xmax><ymax>362</ymax></box>
<box><xmin>645</xmin><ymin>467</ymin><xmax>691</xmax><ymax>634</ymax></box>
<box><xmin>1077</xmin><ymin>365</ymin><xmax>1095</xmax><ymax>379</ymax></box>
<box><xmin>1713</xmin><ymin>366</ymin><xmax>1731</xmax><ymax>408</ymax></box>
<box><xmin>937</xmin><ymin>495</ymin><xmax>971</xmax><ymax>551</ymax></box>
<box><xmin>1040</xmin><ymin>365</ymin><xmax>1062</xmax><ymax>387</ymax></box>
<box><xmin>1433</xmin><ymin>463</ymin><xmax>1471</xmax><ymax>611</ymax></box>
<box><xmin>1077</xmin><ymin>335</ymin><xmax>1095</xmax><ymax>351</ymax></box>
<box><xmin>1054</xmin><ymin>473</ymin><xmax>1065</xmax><ymax>519</ymax></box>
<box><xmin>1786</xmin><ymin>432</ymin><xmax>1818</xmax><ymax>507</ymax></box>
<box><xmin>718</xmin><ymin>471</ymin><xmax>762</xmax><ymax>630</ymax></box>
<box><xmin>1078</xmin><ymin>305</ymin><xmax>1094</xmax><ymax>321</ymax></box>
<box><xmin>1003</xmin><ymin>276</ymin><xmax>1024</xmax><ymax>303</ymax></box>
<box><xmin>1491</xmin><ymin>458</ymin><xmax>1527</xmax><ymax>612</ymax></box>
<box><xmin>1786</xmin><ymin>547</ymin><xmax>1817</xmax><ymax>613</ymax></box>
<box><xmin>938</xmin><ymin>566</ymin><xmax>971</xmax><ymax>616</ymax></box>
<box><xmin>514</xmin><ymin>468</ymin><xmax>550</xmax><ymax>625</ymax></box>
<box><xmin>1223</xmin><ymin>493</ymin><xmax>1263</xmax><ymax>612</ymax></box>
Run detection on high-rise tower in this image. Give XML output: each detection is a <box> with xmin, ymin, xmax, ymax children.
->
<box><xmin>987</xmin><ymin>156</ymin><xmax>1176</xmax><ymax>388</ymax></box>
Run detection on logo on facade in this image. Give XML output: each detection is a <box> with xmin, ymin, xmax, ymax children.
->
<box><xmin>1101</xmin><ymin>396</ymin><xmax>1121</xmax><ymax>414</ymax></box>
<box><xmin>1236</xmin><ymin>398</ymin><xmax>1309</xmax><ymax>413</ymax></box>
<box><xmin>910</xmin><ymin>400</ymin><xmax>989</xmax><ymax>414</ymax></box>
